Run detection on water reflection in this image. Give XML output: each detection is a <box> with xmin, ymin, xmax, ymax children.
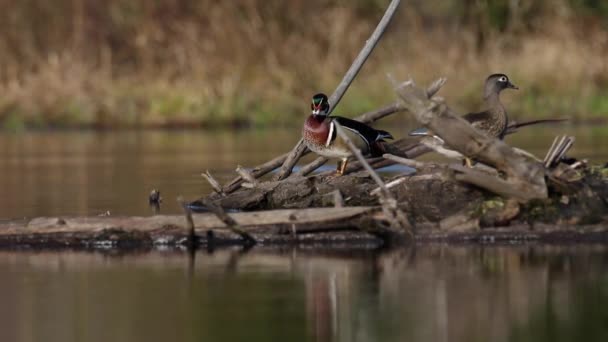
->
<box><xmin>0</xmin><ymin>245</ymin><xmax>606</xmax><ymax>342</ymax></box>
<box><xmin>0</xmin><ymin>125</ymin><xmax>606</xmax><ymax>218</ymax></box>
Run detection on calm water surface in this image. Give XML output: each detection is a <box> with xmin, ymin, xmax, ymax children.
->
<box><xmin>0</xmin><ymin>125</ymin><xmax>606</xmax><ymax>218</ymax></box>
<box><xmin>0</xmin><ymin>126</ymin><xmax>607</xmax><ymax>342</ymax></box>
<box><xmin>0</xmin><ymin>246</ymin><xmax>607</xmax><ymax>342</ymax></box>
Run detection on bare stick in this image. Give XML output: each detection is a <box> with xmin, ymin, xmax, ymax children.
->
<box><xmin>333</xmin><ymin>121</ymin><xmax>412</xmax><ymax>233</ymax></box>
<box><xmin>202</xmin><ymin>170</ymin><xmax>224</xmax><ymax>195</ymax></box>
<box><xmin>544</xmin><ymin>136</ymin><xmax>575</xmax><ymax>168</ymax></box>
<box><xmin>202</xmin><ymin>199</ymin><xmax>256</xmax><ymax>246</ymax></box>
<box><xmin>382</xmin><ymin>153</ymin><xmax>427</xmax><ymax>169</ymax></box>
<box><xmin>272</xmin><ymin>0</ymin><xmax>402</xmax><ymax>181</ymax></box>
<box><xmin>236</xmin><ymin>165</ymin><xmax>258</xmax><ymax>186</ymax></box>
<box><xmin>273</xmin><ymin>140</ymin><xmax>307</xmax><ymax>181</ymax></box>
<box><xmin>371</xmin><ymin>177</ymin><xmax>408</xmax><ymax>196</ymax></box>
<box><xmin>222</xmin><ymin>154</ymin><xmax>289</xmax><ymax>193</ymax></box>
<box><xmin>332</xmin><ymin>190</ymin><xmax>344</xmax><ymax>208</ymax></box>
<box><xmin>328</xmin><ymin>0</ymin><xmax>402</xmax><ymax>110</ymax></box>
<box><xmin>334</xmin><ymin>123</ymin><xmax>388</xmax><ymax>194</ymax></box>
<box><xmin>178</xmin><ymin>196</ymin><xmax>197</xmax><ymax>248</ymax></box>
<box><xmin>544</xmin><ymin>136</ymin><xmax>561</xmax><ymax>166</ymax></box>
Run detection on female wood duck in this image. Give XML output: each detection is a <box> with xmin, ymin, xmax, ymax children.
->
<box><xmin>303</xmin><ymin>93</ymin><xmax>393</xmax><ymax>175</ymax></box>
<box><xmin>409</xmin><ymin>73</ymin><xmax>518</xmax><ymax>166</ymax></box>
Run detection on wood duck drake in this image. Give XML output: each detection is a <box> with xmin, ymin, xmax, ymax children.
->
<box><xmin>303</xmin><ymin>93</ymin><xmax>393</xmax><ymax>175</ymax></box>
<box><xmin>409</xmin><ymin>73</ymin><xmax>518</xmax><ymax>165</ymax></box>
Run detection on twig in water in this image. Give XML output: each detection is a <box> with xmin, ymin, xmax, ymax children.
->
<box><xmin>178</xmin><ymin>196</ymin><xmax>197</xmax><ymax>249</ymax></box>
<box><xmin>202</xmin><ymin>199</ymin><xmax>256</xmax><ymax>246</ymax></box>
<box><xmin>202</xmin><ymin>170</ymin><xmax>224</xmax><ymax>195</ymax></box>
<box><xmin>272</xmin><ymin>0</ymin><xmax>402</xmax><ymax>181</ymax></box>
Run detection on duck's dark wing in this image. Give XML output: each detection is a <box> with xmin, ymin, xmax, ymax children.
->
<box><xmin>333</xmin><ymin>116</ymin><xmax>393</xmax><ymax>142</ymax></box>
<box><xmin>463</xmin><ymin>111</ymin><xmax>492</xmax><ymax>124</ymax></box>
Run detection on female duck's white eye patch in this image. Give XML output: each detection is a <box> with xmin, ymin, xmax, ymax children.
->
<box><xmin>499</xmin><ymin>76</ymin><xmax>508</xmax><ymax>82</ymax></box>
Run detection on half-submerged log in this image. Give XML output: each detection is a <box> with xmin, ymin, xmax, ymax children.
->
<box><xmin>1</xmin><ymin>206</ymin><xmax>608</xmax><ymax>249</ymax></box>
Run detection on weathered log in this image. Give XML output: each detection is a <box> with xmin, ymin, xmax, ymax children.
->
<box><xmin>392</xmin><ymin>78</ymin><xmax>548</xmax><ymax>202</ymax></box>
<box><xmin>1</xmin><ymin>207</ymin><xmax>607</xmax><ymax>249</ymax></box>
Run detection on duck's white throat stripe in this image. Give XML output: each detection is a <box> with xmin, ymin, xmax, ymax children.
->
<box><xmin>325</xmin><ymin>121</ymin><xmax>335</xmax><ymax>147</ymax></box>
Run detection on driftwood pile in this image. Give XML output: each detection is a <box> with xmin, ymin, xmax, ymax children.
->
<box><xmin>192</xmin><ymin>77</ymin><xmax>608</xmax><ymax>246</ymax></box>
<box><xmin>0</xmin><ymin>0</ymin><xmax>606</xmax><ymax>249</ymax></box>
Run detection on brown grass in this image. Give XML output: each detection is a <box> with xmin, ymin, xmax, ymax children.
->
<box><xmin>0</xmin><ymin>0</ymin><xmax>607</xmax><ymax>129</ymax></box>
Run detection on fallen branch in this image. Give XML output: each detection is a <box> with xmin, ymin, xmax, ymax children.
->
<box><xmin>393</xmin><ymin>78</ymin><xmax>548</xmax><ymax>202</ymax></box>
<box><xmin>333</xmin><ymin>120</ymin><xmax>413</xmax><ymax>235</ymax></box>
<box><xmin>236</xmin><ymin>165</ymin><xmax>258</xmax><ymax>187</ymax></box>
<box><xmin>202</xmin><ymin>170</ymin><xmax>224</xmax><ymax>195</ymax></box>
<box><xmin>382</xmin><ymin>153</ymin><xmax>427</xmax><ymax>169</ymax></box>
<box><xmin>370</xmin><ymin>177</ymin><xmax>408</xmax><ymax>196</ymax></box>
<box><xmin>202</xmin><ymin>199</ymin><xmax>256</xmax><ymax>246</ymax></box>
<box><xmin>544</xmin><ymin>136</ymin><xmax>575</xmax><ymax>168</ymax></box>
<box><xmin>178</xmin><ymin>196</ymin><xmax>197</xmax><ymax>248</ymax></box>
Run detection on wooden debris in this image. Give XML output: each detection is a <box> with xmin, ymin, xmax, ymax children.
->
<box><xmin>333</xmin><ymin>120</ymin><xmax>413</xmax><ymax>235</ymax></box>
<box><xmin>544</xmin><ymin>136</ymin><xmax>575</xmax><ymax>168</ymax></box>
<box><xmin>371</xmin><ymin>177</ymin><xmax>408</xmax><ymax>196</ymax></box>
<box><xmin>332</xmin><ymin>190</ymin><xmax>344</xmax><ymax>208</ymax></box>
<box><xmin>202</xmin><ymin>170</ymin><xmax>224</xmax><ymax>195</ymax></box>
<box><xmin>0</xmin><ymin>209</ymin><xmax>607</xmax><ymax>248</ymax></box>
<box><xmin>236</xmin><ymin>165</ymin><xmax>258</xmax><ymax>187</ymax></box>
<box><xmin>383</xmin><ymin>153</ymin><xmax>427</xmax><ymax>169</ymax></box>
<box><xmin>202</xmin><ymin>199</ymin><xmax>256</xmax><ymax>246</ymax></box>
<box><xmin>178</xmin><ymin>196</ymin><xmax>197</xmax><ymax>247</ymax></box>
<box><xmin>393</xmin><ymin>78</ymin><xmax>548</xmax><ymax>202</ymax></box>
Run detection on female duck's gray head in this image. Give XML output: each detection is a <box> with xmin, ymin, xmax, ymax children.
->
<box><xmin>485</xmin><ymin>74</ymin><xmax>518</xmax><ymax>98</ymax></box>
<box><xmin>311</xmin><ymin>93</ymin><xmax>330</xmax><ymax>116</ymax></box>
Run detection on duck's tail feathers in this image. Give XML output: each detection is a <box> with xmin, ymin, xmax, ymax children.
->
<box><xmin>409</xmin><ymin>127</ymin><xmax>429</xmax><ymax>137</ymax></box>
<box><xmin>505</xmin><ymin>118</ymin><xmax>568</xmax><ymax>135</ymax></box>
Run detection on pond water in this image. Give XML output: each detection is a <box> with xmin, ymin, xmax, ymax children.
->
<box><xmin>0</xmin><ymin>125</ymin><xmax>607</xmax><ymax>342</ymax></box>
<box><xmin>0</xmin><ymin>246</ymin><xmax>607</xmax><ymax>342</ymax></box>
<box><xmin>0</xmin><ymin>125</ymin><xmax>606</xmax><ymax>218</ymax></box>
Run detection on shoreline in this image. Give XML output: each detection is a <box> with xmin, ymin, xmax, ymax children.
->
<box><xmin>0</xmin><ymin>211</ymin><xmax>607</xmax><ymax>251</ymax></box>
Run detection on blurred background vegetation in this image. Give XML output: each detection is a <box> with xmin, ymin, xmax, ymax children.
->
<box><xmin>0</xmin><ymin>0</ymin><xmax>607</xmax><ymax>130</ymax></box>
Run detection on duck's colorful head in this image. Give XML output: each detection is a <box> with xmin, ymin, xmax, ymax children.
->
<box><xmin>311</xmin><ymin>93</ymin><xmax>330</xmax><ymax>116</ymax></box>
